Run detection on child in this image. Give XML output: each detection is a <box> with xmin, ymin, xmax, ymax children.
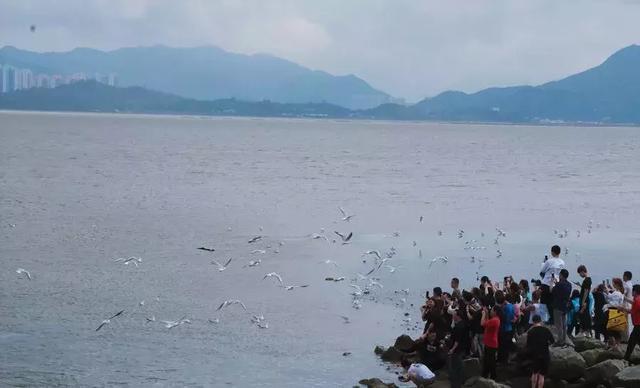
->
<box><xmin>400</xmin><ymin>357</ymin><xmax>436</xmax><ymax>387</ymax></box>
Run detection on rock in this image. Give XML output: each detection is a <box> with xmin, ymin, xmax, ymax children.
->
<box><xmin>573</xmin><ymin>336</ymin><xmax>606</xmax><ymax>353</ymax></box>
<box><xmin>580</xmin><ymin>348</ymin><xmax>623</xmax><ymax>367</ymax></box>
<box><xmin>463</xmin><ymin>358</ymin><xmax>482</xmax><ymax>382</ymax></box>
<box><xmin>374</xmin><ymin>346</ymin><xmax>385</xmax><ymax>355</ymax></box>
<box><xmin>549</xmin><ymin>347</ymin><xmax>587</xmax><ymax>382</ymax></box>
<box><xmin>358</xmin><ymin>378</ymin><xmax>399</xmax><ymax>388</ymax></box>
<box><xmin>620</xmin><ymin>344</ymin><xmax>640</xmax><ymax>365</ymax></box>
<box><xmin>612</xmin><ymin>365</ymin><xmax>640</xmax><ymax>388</ymax></box>
<box><xmin>463</xmin><ymin>376</ymin><xmax>510</xmax><ymax>388</ymax></box>
<box><xmin>585</xmin><ymin>359</ymin><xmax>628</xmax><ymax>386</ymax></box>
<box><xmin>380</xmin><ymin>346</ymin><xmax>404</xmax><ymax>363</ymax></box>
<box><xmin>393</xmin><ymin>334</ymin><xmax>415</xmax><ymax>352</ymax></box>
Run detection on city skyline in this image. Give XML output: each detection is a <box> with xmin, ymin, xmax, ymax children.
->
<box><xmin>0</xmin><ymin>64</ymin><xmax>117</xmax><ymax>93</ymax></box>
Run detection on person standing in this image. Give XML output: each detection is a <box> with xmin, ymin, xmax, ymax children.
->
<box><xmin>496</xmin><ymin>291</ymin><xmax>515</xmax><ymax>363</ymax></box>
<box><xmin>624</xmin><ymin>271</ymin><xmax>634</xmax><ymax>339</ymax></box>
<box><xmin>622</xmin><ymin>285</ymin><xmax>640</xmax><ymax>362</ymax></box>
<box><xmin>540</xmin><ymin>246</ymin><xmax>565</xmax><ymax>323</ymax></box>
<box><xmin>592</xmin><ymin>284</ymin><xmax>608</xmax><ymax>341</ymax></box>
<box><xmin>527</xmin><ymin>315</ymin><xmax>555</xmax><ymax>388</ymax></box>
<box><xmin>577</xmin><ymin>265</ymin><xmax>593</xmax><ymax>337</ymax></box>
<box><xmin>448</xmin><ymin>310</ymin><xmax>470</xmax><ymax>388</ymax></box>
<box><xmin>551</xmin><ymin>269</ymin><xmax>572</xmax><ymax>346</ymax></box>
<box><xmin>451</xmin><ymin>277</ymin><xmax>462</xmax><ymax>301</ymax></box>
<box><xmin>481</xmin><ymin>306</ymin><xmax>501</xmax><ymax>380</ymax></box>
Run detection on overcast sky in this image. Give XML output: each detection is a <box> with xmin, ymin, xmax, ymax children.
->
<box><xmin>1</xmin><ymin>0</ymin><xmax>639</xmax><ymax>101</ymax></box>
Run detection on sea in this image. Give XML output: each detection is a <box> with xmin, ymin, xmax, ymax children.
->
<box><xmin>1</xmin><ymin>111</ymin><xmax>639</xmax><ymax>387</ymax></box>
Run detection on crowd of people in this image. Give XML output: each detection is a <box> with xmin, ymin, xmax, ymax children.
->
<box><xmin>400</xmin><ymin>245</ymin><xmax>640</xmax><ymax>388</ymax></box>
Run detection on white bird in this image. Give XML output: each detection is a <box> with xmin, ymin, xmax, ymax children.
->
<box><xmin>352</xmin><ymin>299</ymin><xmax>362</xmax><ymax>310</ymax></box>
<box><xmin>16</xmin><ymin>268</ymin><xmax>31</xmax><ymax>280</ymax></box>
<box><xmin>245</xmin><ymin>259</ymin><xmax>262</xmax><ymax>267</ymax></box>
<box><xmin>364</xmin><ymin>250</ymin><xmax>382</xmax><ymax>260</ymax></box>
<box><xmin>368</xmin><ymin>279</ymin><xmax>384</xmax><ymax>289</ymax></box>
<box><xmin>139</xmin><ymin>300</ymin><xmax>145</xmax><ymax>306</ymax></box>
<box><xmin>429</xmin><ymin>256</ymin><xmax>448</xmax><ymax>267</ymax></box>
<box><xmin>320</xmin><ymin>259</ymin><xmax>339</xmax><ymax>267</ymax></box>
<box><xmin>124</xmin><ymin>257</ymin><xmax>142</xmax><ymax>266</ymax></box>
<box><xmin>251</xmin><ymin>314</ymin><xmax>265</xmax><ymax>323</ymax></box>
<box><xmin>385</xmin><ymin>264</ymin><xmax>401</xmax><ymax>273</ymax></box>
<box><xmin>283</xmin><ymin>284</ymin><xmax>309</xmax><ymax>290</ymax></box>
<box><xmin>339</xmin><ymin>315</ymin><xmax>351</xmax><ymax>324</ymax></box>
<box><xmin>251</xmin><ymin>249</ymin><xmax>266</xmax><ymax>255</ymax></box>
<box><xmin>419</xmin><ymin>216</ymin><xmax>424</xmax><ymax>223</ymax></box>
<box><xmin>334</xmin><ymin>231</ymin><xmax>353</xmax><ymax>243</ymax></box>
<box><xmin>365</xmin><ymin>258</ymin><xmax>388</xmax><ymax>276</ymax></box>
<box><xmin>161</xmin><ymin>316</ymin><xmax>191</xmax><ymax>329</ymax></box>
<box><xmin>257</xmin><ymin>322</ymin><xmax>269</xmax><ymax>329</ymax></box>
<box><xmin>311</xmin><ymin>233</ymin><xmax>329</xmax><ymax>242</ymax></box>
<box><xmin>208</xmin><ymin>318</ymin><xmax>220</xmax><ymax>324</ymax></box>
<box><xmin>211</xmin><ymin>258</ymin><xmax>232</xmax><ymax>272</ymax></box>
<box><xmin>145</xmin><ymin>315</ymin><xmax>156</xmax><ymax>323</ymax></box>
<box><xmin>339</xmin><ymin>207</ymin><xmax>355</xmax><ymax>222</ymax></box>
<box><xmin>325</xmin><ymin>276</ymin><xmax>345</xmax><ymax>282</ymax></box>
<box><xmin>248</xmin><ymin>236</ymin><xmax>263</xmax><ymax>243</ymax></box>
<box><xmin>457</xmin><ymin>230</ymin><xmax>464</xmax><ymax>238</ymax></box>
<box><xmin>350</xmin><ymin>284</ymin><xmax>363</xmax><ymax>297</ymax></box>
<box><xmin>216</xmin><ymin>300</ymin><xmax>247</xmax><ymax>311</ymax></box>
<box><xmin>197</xmin><ymin>247</ymin><xmax>216</xmax><ymax>252</ymax></box>
<box><xmin>95</xmin><ymin>310</ymin><xmax>125</xmax><ymax>331</ymax></box>
<box><xmin>263</xmin><ymin>272</ymin><xmax>283</xmax><ymax>284</ymax></box>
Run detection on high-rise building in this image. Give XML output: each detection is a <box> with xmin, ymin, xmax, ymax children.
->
<box><xmin>37</xmin><ymin>73</ymin><xmax>51</xmax><ymax>88</ymax></box>
<box><xmin>6</xmin><ymin>66</ymin><xmax>16</xmax><ymax>92</ymax></box>
<box><xmin>0</xmin><ymin>65</ymin><xmax>4</xmax><ymax>93</ymax></box>
<box><xmin>108</xmin><ymin>73</ymin><xmax>118</xmax><ymax>87</ymax></box>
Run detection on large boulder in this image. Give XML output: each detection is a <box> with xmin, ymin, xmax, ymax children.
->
<box><xmin>463</xmin><ymin>358</ymin><xmax>482</xmax><ymax>382</ymax></box>
<box><xmin>620</xmin><ymin>344</ymin><xmax>640</xmax><ymax>365</ymax></box>
<box><xmin>573</xmin><ymin>337</ymin><xmax>606</xmax><ymax>353</ymax></box>
<box><xmin>358</xmin><ymin>378</ymin><xmax>399</xmax><ymax>388</ymax></box>
<box><xmin>549</xmin><ymin>347</ymin><xmax>587</xmax><ymax>382</ymax></box>
<box><xmin>463</xmin><ymin>376</ymin><xmax>510</xmax><ymax>388</ymax></box>
<box><xmin>585</xmin><ymin>359</ymin><xmax>628</xmax><ymax>386</ymax></box>
<box><xmin>580</xmin><ymin>348</ymin><xmax>623</xmax><ymax>367</ymax></box>
<box><xmin>393</xmin><ymin>334</ymin><xmax>415</xmax><ymax>352</ymax></box>
<box><xmin>379</xmin><ymin>346</ymin><xmax>404</xmax><ymax>363</ymax></box>
<box><xmin>612</xmin><ymin>365</ymin><xmax>640</xmax><ymax>388</ymax></box>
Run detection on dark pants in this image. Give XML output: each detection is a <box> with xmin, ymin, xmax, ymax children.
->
<box><xmin>579</xmin><ymin>309</ymin><xmax>592</xmax><ymax>333</ymax></box>
<box><xmin>483</xmin><ymin>347</ymin><xmax>498</xmax><ymax>379</ymax></box>
<box><xmin>540</xmin><ymin>285</ymin><xmax>553</xmax><ymax>324</ymax></box>
<box><xmin>498</xmin><ymin>330</ymin><xmax>513</xmax><ymax>363</ymax></box>
<box><xmin>625</xmin><ymin>325</ymin><xmax>640</xmax><ymax>361</ymax></box>
<box><xmin>594</xmin><ymin>314</ymin><xmax>608</xmax><ymax>341</ymax></box>
<box><xmin>448</xmin><ymin>352</ymin><xmax>464</xmax><ymax>388</ymax></box>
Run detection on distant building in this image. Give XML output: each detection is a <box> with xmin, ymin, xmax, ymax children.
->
<box><xmin>37</xmin><ymin>73</ymin><xmax>50</xmax><ymax>88</ymax></box>
<box><xmin>107</xmin><ymin>73</ymin><xmax>118</xmax><ymax>87</ymax></box>
<box><xmin>0</xmin><ymin>65</ymin><xmax>4</xmax><ymax>92</ymax></box>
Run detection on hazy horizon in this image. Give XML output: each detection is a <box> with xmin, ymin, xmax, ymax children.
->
<box><xmin>2</xmin><ymin>0</ymin><xmax>640</xmax><ymax>101</ymax></box>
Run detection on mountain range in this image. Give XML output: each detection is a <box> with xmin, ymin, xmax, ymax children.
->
<box><xmin>2</xmin><ymin>44</ymin><xmax>640</xmax><ymax>124</ymax></box>
<box><xmin>0</xmin><ymin>45</ymin><xmax>392</xmax><ymax>110</ymax></box>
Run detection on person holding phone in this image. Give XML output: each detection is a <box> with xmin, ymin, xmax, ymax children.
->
<box><xmin>577</xmin><ymin>265</ymin><xmax>593</xmax><ymax>337</ymax></box>
<box><xmin>540</xmin><ymin>246</ymin><xmax>565</xmax><ymax>324</ymax></box>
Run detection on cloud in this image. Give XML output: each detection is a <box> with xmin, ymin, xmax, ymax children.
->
<box><xmin>1</xmin><ymin>0</ymin><xmax>639</xmax><ymax>101</ymax></box>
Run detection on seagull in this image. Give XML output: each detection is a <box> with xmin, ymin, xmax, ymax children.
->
<box><xmin>412</xmin><ymin>240</ymin><xmax>417</xmax><ymax>247</ymax></box>
<box><xmin>320</xmin><ymin>259</ymin><xmax>339</xmax><ymax>267</ymax></box>
<box><xmin>139</xmin><ymin>300</ymin><xmax>145</xmax><ymax>306</ymax></box>
<box><xmin>437</xmin><ymin>230</ymin><xmax>443</xmax><ymax>236</ymax></box>
<box><xmin>339</xmin><ymin>207</ymin><xmax>355</xmax><ymax>222</ymax></box>
<box><xmin>496</xmin><ymin>249</ymin><xmax>503</xmax><ymax>258</ymax></box>
<box><xmin>161</xmin><ymin>316</ymin><xmax>191</xmax><ymax>329</ymax></box>
<box><xmin>211</xmin><ymin>258</ymin><xmax>232</xmax><ymax>272</ymax></box>
<box><xmin>352</xmin><ymin>299</ymin><xmax>362</xmax><ymax>309</ymax></box>
<box><xmin>30</xmin><ymin>25</ymin><xmax>36</xmax><ymax>33</ymax></box>
<box><xmin>311</xmin><ymin>233</ymin><xmax>329</xmax><ymax>242</ymax></box>
<box><xmin>245</xmin><ymin>259</ymin><xmax>261</xmax><ymax>267</ymax></box>
<box><xmin>325</xmin><ymin>277</ymin><xmax>345</xmax><ymax>282</ymax></box>
<box><xmin>121</xmin><ymin>257</ymin><xmax>142</xmax><ymax>267</ymax></box>
<box><xmin>257</xmin><ymin>322</ymin><xmax>269</xmax><ymax>329</ymax></box>
<box><xmin>429</xmin><ymin>256</ymin><xmax>448</xmax><ymax>268</ymax></box>
<box><xmin>208</xmin><ymin>318</ymin><xmax>220</xmax><ymax>324</ymax></box>
<box><xmin>334</xmin><ymin>231</ymin><xmax>353</xmax><ymax>243</ymax></box>
<box><xmin>339</xmin><ymin>315</ymin><xmax>351</xmax><ymax>324</ymax></box>
<box><xmin>457</xmin><ymin>230</ymin><xmax>464</xmax><ymax>239</ymax></box>
<box><xmin>197</xmin><ymin>247</ymin><xmax>216</xmax><ymax>252</ymax></box>
<box><xmin>419</xmin><ymin>216</ymin><xmax>424</xmax><ymax>223</ymax></box>
<box><xmin>350</xmin><ymin>284</ymin><xmax>363</xmax><ymax>297</ymax></box>
<box><xmin>251</xmin><ymin>249</ymin><xmax>266</xmax><ymax>255</ymax></box>
<box><xmin>216</xmin><ymin>300</ymin><xmax>247</xmax><ymax>311</ymax></box>
<box><xmin>251</xmin><ymin>314</ymin><xmax>265</xmax><ymax>324</ymax></box>
<box><xmin>368</xmin><ymin>279</ymin><xmax>384</xmax><ymax>289</ymax></box>
<box><xmin>364</xmin><ymin>250</ymin><xmax>382</xmax><ymax>260</ymax></box>
<box><xmin>385</xmin><ymin>264</ymin><xmax>401</xmax><ymax>273</ymax></box>
<box><xmin>95</xmin><ymin>310</ymin><xmax>125</xmax><ymax>331</ymax></box>
<box><xmin>145</xmin><ymin>315</ymin><xmax>156</xmax><ymax>323</ymax></box>
<box><xmin>263</xmin><ymin>272</ymin><xmax>283</xmax><ymax>284</ymax></box>
<box><xmin>248</xmin><ymin>236</ymin><xmax>263</xmax><ymax>243</ymax></box>
<box><xmin>283</xmin><ymin>284</ymin><xmax>309</xmax><ymax>290</ymax></box>
<box><xmin>365</xmin><ymin>258</ymin><xmax>388</xmax><ymax>276</ymax></box>
<box><xmin>16</xmin><ymin>268</ymin><xmax>31</xmax><ymax>280</ymax></box>
<box><xmin>392</xmin><ymin>231</ymin><xmax>400</xmax><ymax>237</ymax></box>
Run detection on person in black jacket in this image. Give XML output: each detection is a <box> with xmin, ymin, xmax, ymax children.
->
<box><xmin>551</xmin><ymin>269</ymin><xmax>572</xmax><ymax>346</ymax></box>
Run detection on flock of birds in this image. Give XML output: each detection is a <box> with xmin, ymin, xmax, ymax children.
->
<box><xmin>12</xmin><ymin>210</ymin><xmax>608</xmax><ymax>337</ymax></box>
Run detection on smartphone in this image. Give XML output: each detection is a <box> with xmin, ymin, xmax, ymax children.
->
<box><xmin>544</xmin><ymin>255</ymin><xmax>548</xmax><ymax>262</ymax></box>
<box><xmin>425</xmin><ymin>291</ymin><xmax>430</xmax><ymax>299</ymax></box>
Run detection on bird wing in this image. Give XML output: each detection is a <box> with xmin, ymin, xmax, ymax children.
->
<box><xmin>334</xmin><ymin>231</ymin><xmax>345</xmax><ymax>240</ymax></box>
<box><xmin>211</xmin><ymin>260</ymin><xmax>222</xmax><ymax>267</ymax></box>
<box><xmin>223</xmin><ymin>258</ymin><xmax>232</xmax><ymax>268</ymax></box>
<box><xmin>345</xmin><ymin>232</ymin><xmax>353</xmax><ymax>242</ymax></box>
<box><xmin>274</xmin><ymin>273</ymin><xmax>283</xmax><ymax>283</ymax></box>
<box><xmin>339</xmin><ymin>207</ymin><xmax>346</xmax><ymax>217</ymax></box>
<box><xmin>198</xmin><ymin>247</ymin><xmax>215</xmax><ymax>252</ymax></box>
<box><xmin>216</xmin><ymin>301</ymin><xmax>228</xmax><ymax>311</ymax></box>
<box><xmin>236</xmin><ymin>301</ymin><xmax>248</xmax><ymax>310</ymax></box>
<box><xmin>95</xmin><ymin>321</ymin><xmax>108</xmax><ymax>331</ymax></box>
<box><xmin>109</xmin><ymin>310</ymin><xmax>125</xmax><ymax>320</ymax></box>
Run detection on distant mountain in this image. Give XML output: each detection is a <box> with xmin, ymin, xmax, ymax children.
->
<box><xmin>408</xmin><ymin>44</ymin><xmax>640</xmax><ymax>123</ymax></box>
<box><xmin>0</xmin><ymin>80</ymin><xmax>352</xmax><ymax>118</ymax></box>
<box><xmin>0</xmin><ymin>45</ymin><xmax>391</xmax><ymax>109</ymax></box>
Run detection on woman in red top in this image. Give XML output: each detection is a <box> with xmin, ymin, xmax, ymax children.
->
<box><xmin>622</xmin><ymin>285</ymin><xmax>640</xmax><ymax>361</ymax></box>
<box><xmin>481</xmin><ymin>305</ymin><xmax>501</xmax><ymax>380</ymax></box>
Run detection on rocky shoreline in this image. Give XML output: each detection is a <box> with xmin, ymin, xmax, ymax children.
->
<box><xmin>359</xmin><ymin>329</ymin><xmax>640</xmax><ymax>388</ymax></box>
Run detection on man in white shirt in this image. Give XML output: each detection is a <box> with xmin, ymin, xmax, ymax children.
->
<box><xmin>401</xmin><ymin>358</ymin><xmax>436</xmax><ymax>386</ymax></box>
<box><xmin>539</xmin><ymin>245</ymin><xmax>565</xmax><ymax>324</ymax></box>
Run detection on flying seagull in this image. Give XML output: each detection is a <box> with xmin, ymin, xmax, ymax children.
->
<box><xmin>334</xmin><ymin>231</ymin><xmax>353</xmax><ymax>243</ymax></box>
<box><xmin>197</xmin><ymin>247</ymin><xmax>216</xmax><ymax>252</ymax></box>
<box><xmin>245</xmin><ymin>259</ymin><xmax>261</xmax><ymax>268</ymax></box>
<box><xmin>248</xmin><ymin>236</ymin><xmax>263</xmax><ymax>243</ymax></box>
<box><xmin>16</xmin><ymin>268</ymin><xmax>31</xmax><ymax>280</ymax></box>
<box><xmin>350</xmin><ymin>284</ymin><xmax>363</xmax><ymax>297</ymax></box>
<box><xmin>419</xmin><ymin>216</ymin><xmax>424</xmax><ymax>223</ymax></box>
<box><xmin>365</xmin><ymin>258</ymin><xmax>388</xmax><ymax>276</ymax></box>
<box><xmin>251</xmin><ymin>249</ymin><xmax>266</xmax><ymax>255</ymax></box>
<box><xmin>211</xmin><ymin>258</ymin><xmax>232</xmax><ymax>272</ymax></box>
<box><xmin>30</xmin><ymin>25</ymin><xmax>36</xmax><ymax>33</ymax></box>
<box><xmin>320</xmin><ymin>259</ymin><xmax>339</xmax><ymax>267</ymax></box>
<box><xmin>162</xmin><ymin>316</ymin><xmax>191</xmax><ymax>329</ymax></box>
<box><xmin>145</xmin><ymin>315</ymin><xmax>156</xmax><ymax>323</ymax></box>
<box><xmin>283</xmin><ymin>284</ymin><xmax>309</xmax><ymax>290</ymax></box>
<box><xmin>263</xmin><ymin>272</ymin><xmax>283</xmax><ymax>284</ymax></box>
<box><xmin>338</xmin><ymin>207</ymin><xmax>355</xmax><ymax>222</ymax></box>
<box><xmin>429</xmin><ymin>256</ymin><xmax>449</xmax><ymax>268</ymax></box>
<box><xmin>216</xmin><ymin>300</ymin><xmax>247</xmax><ymax>311</ymax></box>
<box><xmin>96</xmin><ymin>310</ymin><xmax>125</xmax><ymax>331</ymax></box>
<box><xmin>113</xmin><ymin>257</ymin><xmax>142</xmax><ymax>267</ymax></box>
<box><xmin>339</xmin><ymin>315</ymin><xmax>351</xmax><ymax>324</ymax></box>
<box><xmin>325</xmin><ymin>276</ymin><xmax>345</xmax><ymax>282</ymax></box>
<box><xmin>364</xmin><ymin>250</ymin><xmax>382</xmax><ymax>260</ymax></box>
<box><xmin>311</xmin><ymin>233</ymin><xmax>329</xmax><ymax>242</ymax></box>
